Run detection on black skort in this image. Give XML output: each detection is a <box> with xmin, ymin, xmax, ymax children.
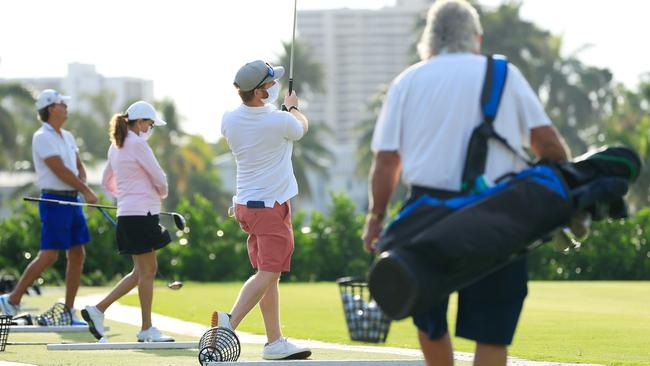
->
<box><xmin>116</xmin><ymin>214</ymin><xmax>172</xmax><ymax>255</ymax></box>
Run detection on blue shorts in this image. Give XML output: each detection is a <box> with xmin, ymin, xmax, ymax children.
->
<box><xmin>412</xmin><ymin>257</ymin><xmax>528</xmax><ymax>345</ymax></box>
<box><xmin>39</xmin><ymin>193</ymin><xmax>90</xmax><ymax>250</ymax></box>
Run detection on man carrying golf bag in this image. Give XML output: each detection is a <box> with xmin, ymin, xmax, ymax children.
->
<box><xmin>361</xmin><ymin>1</ymin><xmax>570</xmax><ymax>365</ymax></box>
<box><xmin>0</xmin><ymin>89</ymin><xmax>97</xmax><ymax>325</ymax></box>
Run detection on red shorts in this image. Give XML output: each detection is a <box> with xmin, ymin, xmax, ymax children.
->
<box><xmin>235</xmin><ymin>201</ymin><xmax>294</xmax><ymax>273</ymax></box>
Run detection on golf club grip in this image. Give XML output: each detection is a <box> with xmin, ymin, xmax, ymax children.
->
<box><xmin>288</xmin><ymin>79</ymin><xmax>293</xmax><ymax>95</ymax></box>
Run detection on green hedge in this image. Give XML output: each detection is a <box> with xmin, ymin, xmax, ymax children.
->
<box><xmin>528</xmin><ymin>209</ymin><xmax>650</xmax><ymax>280</ymax></box>
<box><xmin>1</xmin><ymin>194</ymin><xmax>648</xmax><ymax>285</ymax></box>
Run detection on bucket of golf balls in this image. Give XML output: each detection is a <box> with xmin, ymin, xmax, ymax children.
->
<box><xmin>336</xmin><ymin>276</ymin><xmax>391</xmax><ymax>343</ymax></box>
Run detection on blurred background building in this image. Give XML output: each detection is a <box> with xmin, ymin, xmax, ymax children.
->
<box><xmin>2</xmin><ymin>63</ymin><xmax>153</xmax><ymax>116</ymax></box>
<box><xmin>297</xmin><ymin>0</ymin><xmax>430</xmax><ymax>209</ymax></box>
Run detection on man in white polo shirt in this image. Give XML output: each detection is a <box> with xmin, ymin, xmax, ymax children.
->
<box><xmin>212</xmin><ymin>60</ymin><xmax>311</xmax><ymax>360</ymax></box>
<box><xmin>0</xmin><ymin>89</ymin><xmax>98</xmax><ymax>324</ymax></box>
<box><xmin>362</xmin><ymin>1</ymin><xmax>570</xmax><ymax>366</ymax></box>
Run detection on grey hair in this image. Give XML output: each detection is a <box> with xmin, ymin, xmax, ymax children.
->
<box><xmin>417</xmin><ymin>0</ymin><xmax>483</xmax><ymax>60</ymax></box>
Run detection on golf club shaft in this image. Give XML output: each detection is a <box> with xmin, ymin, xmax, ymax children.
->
<box><xmin>98</xmin><ymin>207</ymin><xmax>116</xmax><ymax>226</ymax></box>
<box><xmin>23</xmin><ymin>196</ymin><xmax>178</xmax><ymax>217</ymax></box>
<box><xmin>288</xmin><ymin>0</ymin><xmax>297</xmax><ymax>94</ymax></box>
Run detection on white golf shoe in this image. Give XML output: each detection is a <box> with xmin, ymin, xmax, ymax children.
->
<box><xmin>81</xmin><ymin>305</ymin><xmax>105</xmax><ymax>340</ymax></box>
<box><xmin>137</xmin><ymin>326</ymin><xmax>175</xmax><ymax>342</ymax></box>
<box><xmin>0</xmin><ymin>294</ymin><xmax>19</xmax><ymax>317</ymax></box>
<box><xmin>262</xmin><ymin>337</ymin><xmax>312</xmax><ymax>360</ymax></box>
<box><xmin>210</xmin><ymin>311</ymin><xmax>233</xmax><ymax>330</ymax></box>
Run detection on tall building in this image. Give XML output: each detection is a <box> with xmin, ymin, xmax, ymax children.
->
<box><xmin>3</xmin><ymin>63</ymin><xmax>153</xmax><ymax>116</ymax></box>
<box><xmin>297</xmin><ymin>0</ymin><xmax>430</xmax><ymax>210</ymax></box>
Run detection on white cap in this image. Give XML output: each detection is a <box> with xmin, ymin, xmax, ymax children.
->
<box><xmin>125</xmin><ymin>101</ymin><xmax>167</xmax><ymax>126</ymax></box>
<box><xmin>35</xmin><ymin>89</ymin><xmax>71</xmax><ymax>109</ymax></box>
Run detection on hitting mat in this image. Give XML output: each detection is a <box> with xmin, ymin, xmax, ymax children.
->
<box><xmin>10</xmin><ymin>325</ymin><xmax>110</xmax><ymax>333</ymax></box>
<box><xmin>47</xmin><ymin>341</ymin><xmax>198</xmax><ymax>350</ymax></box>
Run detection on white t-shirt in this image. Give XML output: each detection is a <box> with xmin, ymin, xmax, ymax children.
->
<box><xmin>32</xmin><ymin>122</ymin><xmax>80</xmax><ymax>190</ymax></box>
<box><xmin>221</xmin><ymin>104</ymin><xmax>305</xmax><ymax>208</ymax></box>
<box><xmin>372</xmin><ymin>53</ymin><xmax>551</xmax><ymax>190</ymax></box>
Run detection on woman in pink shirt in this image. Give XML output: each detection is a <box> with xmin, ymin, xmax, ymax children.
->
<box><xmin>81</xmin><ymin>101</ymin><xmax>174</xmax><ymax>343</ymax></box>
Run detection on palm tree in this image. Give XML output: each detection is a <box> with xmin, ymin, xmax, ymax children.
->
<box><xmin>80</xmin><ymin>89</ymin><xmax>116</xmax><ymax>124</ymax></box>
<box><xmin>150</xmin><ymin>98</ymin><xmax>229</xmax><ymax>211</ymax></box>
<box><xmin>272</xmin><ymin>40</ymin><xmax>335</xmax><ymax>198</ymax></box>
<box><xmin>355</xmin><ymin>86</ymin><xmax>388</xmax><ymax>177</ymax></box>
<box><xmin>291</xmin><ymin>123</ymin><xmax>335</xmax><ymax>198</ymax></box>
<box><xmin>0</xmin><ymin>83</ymin><xmax>35</xmax><ymax>169</ymax></box>
<box><xmin>274</xmin><ymin>40</ymin><xmax>324</xmax><ymax>95</ymax></box>
<box><xmin>601</xmin><ymin>78</ymin><xmax>650</xmax><ymax>209</ymax></box>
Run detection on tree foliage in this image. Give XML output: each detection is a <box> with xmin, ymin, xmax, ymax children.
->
<box><xmin>1</xmin><ymin>193</ymin><xmax>648</xmax><ymax>284</ymax></box>
<box><xmin>272</xmin><ymin>40</ymin><xmax>335</xmax><ymax>198</ymax></box>
<box><xmin>0</xmin><ymin>83</ymin><xmax>36</xmax><ymax>170</ymax></box>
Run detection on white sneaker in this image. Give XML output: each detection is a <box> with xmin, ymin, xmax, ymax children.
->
<box><xmin>0</xmin><ymin>294</ymin><xmax>19</xmax><ymax>317</ymax></box>
<box><xmin>81</xmin><ymin>305</ymin><xmax>105</xmax><ymax>340</ymax></box>
<box><xmin>262</xmin><ymin>337</ymin><xmax>312</xmax><ymax>360</ymax></box>
<box><xmin>137</xmin><ymin>326</ymin><xmax>175</xmax><ymax>342</ymax></box>
<box><xmin>210</xmin><ymin>311</ymin><xmax>233</xmax><ymax>330</ymax></box>
<box><xmin>70</xmin><ymin>309</ymin><xmax>88</xmax><ymax>326</ymax></box>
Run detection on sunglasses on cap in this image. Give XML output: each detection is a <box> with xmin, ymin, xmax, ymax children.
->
<box><xmin>252</xmin><ymin>63</ymin><xmax>275</xmax><ymax>90</ymax></box>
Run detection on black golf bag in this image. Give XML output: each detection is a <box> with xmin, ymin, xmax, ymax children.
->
<box><xmin>369</xmin><ymin>147</ymin><xmax>639</xmax><ymax>320</ymax></box>
<box><xmin>367</xmin><ymin>55</ymin><xmax>642</xmax><ymax>320</ymax></box>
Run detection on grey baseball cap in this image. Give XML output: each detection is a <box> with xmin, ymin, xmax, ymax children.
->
<box><xmin>234</xmin><ymin>60</ymin><xmax>285</xmax><ymax>92</ymax></box>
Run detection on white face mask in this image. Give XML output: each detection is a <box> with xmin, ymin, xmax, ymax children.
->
<box><xmin>140</xmin><ymin>125</ymin><xmax>154</xmax><ymax>141</ymax></box>
<box><xmin>261</xmin><ymin>82</ymin><xmax>280</xmax><ymax>104</ymax></box>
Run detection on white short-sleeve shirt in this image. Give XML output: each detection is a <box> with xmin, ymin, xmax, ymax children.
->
<box><xmin>32</xmin><ymin>122</ymin><xmax>80</xmax><ymax>190</ymax></box>
<box><xmin>371</xmin><ymin>53</ymin><xmax>552</xmax><ymax>190</ymax></box>
<box><xmin>221</xmin><ymin>104</ymin><xmax>305</xmax><ymax>208</ymax></box>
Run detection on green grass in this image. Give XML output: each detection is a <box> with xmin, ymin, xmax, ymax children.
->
<box><xmin>120</xmin><ymin>281</ymin><xmax>650</xmax><ymax>366</ymax></box>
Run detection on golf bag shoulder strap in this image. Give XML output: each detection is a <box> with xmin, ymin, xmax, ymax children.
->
<box><xmin>461</xmin><ymin>54</ymin><xmax>530</xmax><ymax>193</ymax></box>
<box><xmin>481</xmin><ymin>54</ymin><xmax>508</xmax><ymax>123</ymax></box>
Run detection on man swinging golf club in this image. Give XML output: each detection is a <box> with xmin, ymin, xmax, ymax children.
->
<box><xmin>212</xmin><ymin>60</ymin><xmax>311</xmax><ymax>360</ymax></box>
<box><xmin>0</xmin><ymin>89</ymin><xmax>97</xmax><ymax>326</ymax></box>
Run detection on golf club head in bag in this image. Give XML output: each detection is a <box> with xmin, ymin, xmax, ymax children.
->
<box><xmin>198</xmin><ymin>327</ymin><xmax>240</xmax><ymax>364</ymax></box>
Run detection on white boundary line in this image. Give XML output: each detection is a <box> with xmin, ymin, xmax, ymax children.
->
<box><xmin>47</xmin><ymin>341</ymin><xmax>198</xmax><ymax>350</ymax></box>
<box><xmin>9</xmin><ymin>325</ymin><xmax>110</xmax><ymax>333</ymax></box>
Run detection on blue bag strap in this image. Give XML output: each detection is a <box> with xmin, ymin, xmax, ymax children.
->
<box><xmin>481</xmin><ymin>55</ymin><xmax>532</xmax><ymax>163</ymax></box>
<box><xmin>481</xmin><ymin>54</ymin><xmax>508</xmax><ymax>123</ymax></box>
<box><xmin>461</xmin><ymin>55</ymin><xmax>532</xmax><ymax>193</ymax></box>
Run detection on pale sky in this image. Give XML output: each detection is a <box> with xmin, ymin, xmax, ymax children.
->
<box><xmin>1</xmin><ymin>0</ymin><xmax>648</xmax><ymax>142</ymax></box>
